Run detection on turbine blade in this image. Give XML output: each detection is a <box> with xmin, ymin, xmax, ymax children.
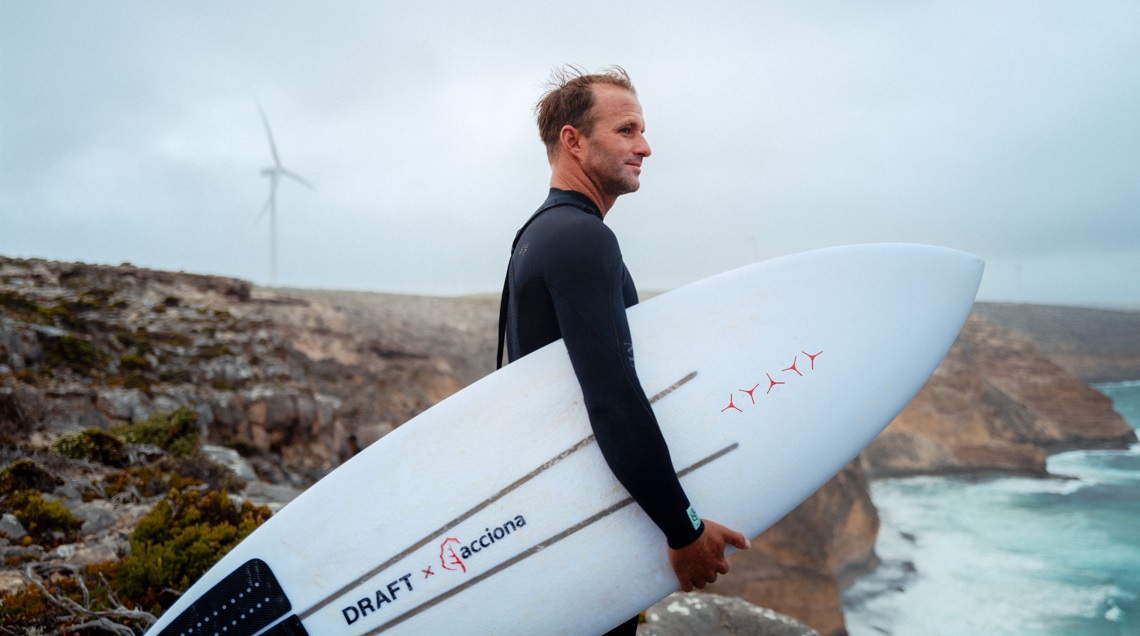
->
<box><xmin>256</xmin><ymin>101</ymin><xmax>282</xmax><ymax>168</ymax></box>
<box><xmin>280</xmin><ymin>169</ymin><xmax>315</xmax><ymax>190</ymax></box>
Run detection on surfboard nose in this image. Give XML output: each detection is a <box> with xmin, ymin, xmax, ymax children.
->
<box><xmin>876</xmin><ymin>242</ymin><xmax>984</xmax><ymax>307</ymax></box>
<box><xmin>899</xmin><ymin>243</ymin><xmax>984</xmax><ymax>287</ymax></box>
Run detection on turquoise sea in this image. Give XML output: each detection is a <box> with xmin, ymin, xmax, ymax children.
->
<box><xmin>844</xmin><ymin>381</ymin><xmax>1140</xmax><ymax>635</ymax></box>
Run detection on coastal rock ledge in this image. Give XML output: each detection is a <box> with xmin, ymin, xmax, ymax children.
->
<box><xmin>863</xmin><ymin>314</ymin><xmax>1137</xmax><ymax>478</ymax></box>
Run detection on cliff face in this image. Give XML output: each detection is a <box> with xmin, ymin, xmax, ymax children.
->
<box><xmin>0</xmin><ymin>257</ymin><xmax>459</xmax><ymax>479</ymax></box>
<box><xmin>973</xmin><ymin>302</ymin><xmax>1140</xmax><ymax>383</ymax></box>
<box><xmin>705</xmin><ymin>461</ymin><xmax>879</xmax><ymax>636</ymax></box>
<box><xmin>862</xmin><ymin>314</ymin><xmax>1137</xmax><ymax>478</ymax></box>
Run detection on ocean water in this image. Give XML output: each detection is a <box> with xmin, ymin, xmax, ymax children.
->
<box><xmin>844</xmin><ymin>381</ymin><xmax>1140</xmax><ymax>636</ymax></box>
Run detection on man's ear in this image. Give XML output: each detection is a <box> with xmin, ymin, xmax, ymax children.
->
<box><xmin>559</xmin><ymin>125</ymin><xmax>585</xmax><ymax>159</ymax></box>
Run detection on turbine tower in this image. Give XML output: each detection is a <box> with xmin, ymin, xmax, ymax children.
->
<box><xmin>256</xmin><ymin>102</ymin><xmax>314</xmax><ymax>286</ymax></box>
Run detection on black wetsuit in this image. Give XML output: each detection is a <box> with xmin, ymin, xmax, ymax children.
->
<box><xmin>500</xmin><ymin>189</ymin><xmax>704</xmax><ymax>633</ymax></box>
<box><xmin>503</xmin><ymin>190</ymin><xmax>697</xmax><ymax>636</ymax></box>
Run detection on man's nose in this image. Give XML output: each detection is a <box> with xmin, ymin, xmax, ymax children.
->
<box><xmin>636</xmin><ymin>135</ymin><xmax>652</xmax><ymax>157</ymax></box>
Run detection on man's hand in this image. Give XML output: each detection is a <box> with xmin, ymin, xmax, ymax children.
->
<box><xmin>668</xmin><ymin>519</ymin><xmax>750</xmax><ymax>592</ymax></box>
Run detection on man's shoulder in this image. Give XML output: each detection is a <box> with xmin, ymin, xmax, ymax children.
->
<box><xmin>513</xmin><ymin>205</ymin><xmax>621</xmax><ymax>275</ymax></box>
<box><xmin>524</xmin><ymin>203</ymin><xmax>611</xmax><ymax>239</ymax></box>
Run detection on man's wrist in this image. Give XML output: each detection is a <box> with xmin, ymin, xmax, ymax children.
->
<box><xmin>666</xmin><ymin>505</ymin><xmax>705</xmax><ymax>550</ymax></box>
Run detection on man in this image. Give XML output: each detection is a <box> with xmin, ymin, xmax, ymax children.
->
<box><xmin>498</xmin><ymin>66</ymin><xmax>749</xmax><ymax>635</ymax></box>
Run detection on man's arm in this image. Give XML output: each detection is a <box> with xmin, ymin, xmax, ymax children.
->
<box><xmin>543</xmin><ymin>216</ymin><xmax>703</xmax><ymax>548</ymax></box>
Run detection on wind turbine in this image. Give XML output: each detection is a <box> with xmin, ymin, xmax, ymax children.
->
<box><xmin>256</xmin><ymin>102</ymin><xmax>314</xmax><ymax>286</ymax></box>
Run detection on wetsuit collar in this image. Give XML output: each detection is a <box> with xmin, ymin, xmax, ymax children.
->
<box><xmin>547</xmin><ymin>188</ymin><xmax>603</xmax><ymax>221</ymax></box>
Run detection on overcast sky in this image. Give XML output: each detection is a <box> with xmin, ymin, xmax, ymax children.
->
<box><xmin>2</xmin><ymin>1</ymin><xmax>1138</xmax><ymax>308</ymax></box>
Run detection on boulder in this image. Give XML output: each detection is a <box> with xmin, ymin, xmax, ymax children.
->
<box><xmin>639</xmin><ymin>592</ymin><xmax>820</xmax><ymax>636</ymax></box>
<box><xmin>201</xmin><ymin>444</ymin><xmax>258</xmax><ymax>482</ymax></box>
<box><xmin>66</xmin><ymin>500</ymin><xmax>117</xmax><ymax>536</ymax></box>
<box><xmin>0</xmin><ymin>513</ymin><xmax>27</xmax><ymax>540</ymax></box>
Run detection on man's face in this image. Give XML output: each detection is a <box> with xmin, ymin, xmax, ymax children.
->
<box><xmin>581</xmin><ymin>85</ymin><xmax>652</xmax><ymax>198</ymax></box>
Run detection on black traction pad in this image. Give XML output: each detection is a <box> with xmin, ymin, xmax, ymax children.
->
<box><xmin>156</xmin><ymin>558</ymin><xmax>293</xmax><ymax>636</ymax></box>
<box><xmin>261</xmin><ymin>615</ymin><xmax>309</xmax><ymax>636</ymax></box>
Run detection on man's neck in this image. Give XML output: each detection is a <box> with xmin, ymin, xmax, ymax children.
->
<box><xmin>550</xmin><ymin>172</ymin><xmax>615</xmax><ymax>217</ymax></box>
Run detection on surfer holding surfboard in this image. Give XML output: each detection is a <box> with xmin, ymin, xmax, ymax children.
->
<box><xmin>498</xmin><ymin>65</ymin><xmax>750</xmax><ymax>635</ymax></box>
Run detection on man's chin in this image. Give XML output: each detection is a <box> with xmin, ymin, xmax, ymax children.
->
<box><xmin>600</xmin><ymin>175</ymin><xmax>641</xmax><ymax>198</ymax></box>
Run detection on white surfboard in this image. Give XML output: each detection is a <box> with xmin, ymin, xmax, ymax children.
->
<box><xmin>146</xmin><ymin>243</ymin><xmax>983</xmax><ymax>636</ymax></box>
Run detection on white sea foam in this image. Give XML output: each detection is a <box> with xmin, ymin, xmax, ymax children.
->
<box><xmin>845</xmin><ymin>382</ymin><xmax>1140</xmax><ymax>635</ymax></box>
<box><xmin>846</xmin><ymin>479</ymin><xmax>1132</xmax><ymax>634</ymax></box>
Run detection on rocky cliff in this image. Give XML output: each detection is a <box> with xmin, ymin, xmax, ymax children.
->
<box><xmin>862</xmin><ymin>314</ymin><xmax>1136</xmax><ymax>478</ymax></box>
<box><xmin>706</xmin><ymin>461</ymin><xmax>880</xmax><ymax>636</ymax></box>
<box><xmin>1</xmin><ymin>257</ymin><xmax>461</xmax><ymax>481</ymax></box>
<box><xmin>973</xmin><ymin>302</ymin><xmax>1140</xmax><ymax>383</ymax></box>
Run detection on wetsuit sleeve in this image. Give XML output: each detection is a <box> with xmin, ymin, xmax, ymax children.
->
<box><xmin>539</xmin><ymin>216</ymin><xmax>704</xmax><ymax>549</ymax></box>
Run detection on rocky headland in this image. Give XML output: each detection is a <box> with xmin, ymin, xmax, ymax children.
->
<box><xmin>861</xmin><ymin>312</ymin><xmax>1136</xmax><ymax>479</ymax></box>
<box><xmin>1</xmin><ymin>256</ymin><xmax>1136</xmax><ymax>634</ymax></box>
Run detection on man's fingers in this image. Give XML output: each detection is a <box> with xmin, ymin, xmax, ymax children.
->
<box><xmin>726</xmin><ymin>531</ymin><xmax>750</xmax><ymax>551</ymax></box>
<box><xmin>670</xmin><ymin>520</ymin><xmax>751</xmax><ymax>593</ymax></box>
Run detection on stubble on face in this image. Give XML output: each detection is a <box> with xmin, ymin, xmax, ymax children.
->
<box><xmin>582</xmin><ymin>85</ymin><xmax>650</xmax><ymax>201</ymax></box>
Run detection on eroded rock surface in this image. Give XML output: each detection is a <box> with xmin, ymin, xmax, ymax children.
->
<box><xmin>639</xmin><ymin>592</ymin><xmax>820</xmax><ymax>636</ymax></box>
<box><xmin>0</xmin><ymin>257</ymin><xmax>462</xmax><ymax>478</ymax></box>
<box><xmin>706</xmin><ymin>461</ymin><xmax>879</xmax><ymax>636</ymax></box>
<box><xmin>863</xmin><ymin>314</ymin><xmax>1136</xmax><ymax>478</ymax></box>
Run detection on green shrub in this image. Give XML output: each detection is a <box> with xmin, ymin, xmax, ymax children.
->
<box><xmin>113</xmin><ymin>328</ymin><xmax>153</xmax><ymax>355</ymax></box>
<box><xmin>0</xmin><ymin>460</ymin><xmax>61</xmax><ymax>496</ymax></box>
<box><xmin>194</xmin><ymin>343</ymin><xmax>234</xmax><ymax>360</ymax></box>
<box><xmin>114</xmin><ymin>407</ymin><xmax>200</xmax><ymax>458</ymax></box>
<box><xmin>119</xmin><ymin>352</ymin><xmax>151</xmax><ymax>371</ymax></box>
<box><xmin>122</xmin><ymin>370</ymin><xmax>152</xmax><ymax>391</ymax></box>
<box><xmin>101</xmin><ymin>464</ymin><xmax>202</xmax><ymax>500</ymax></box>
<box><xmin>51</xmin><ymin>428</ymin><xmax>129</xmax><ymax>467</ymax></box>
<box><xmin>44</xmin><ymin>334</ymin><xmax>107</xmax><ymax>375</ymax></box>
<box><xmin>0</xmin><ymin>290</ymin><xmax>42</xmax><ymax>321</ymax></box>
<box><xmin>0</xmin><ymin>490</ymin><xmax>81</xmax><ymax>545</ymax></box>
<box><xmin>117</xmin><ymin>488</ymin><xmax>271</xmax><ymax>612</ymax></box>
<box><xmin>157</xmin><ymin>455</ymin><xmax>243</xmax><ymax>494</ymax></box>
<box><xmin>158</xmin><ymin>367</ymin><xmax>193</xmax><ymax>384</ymax></box>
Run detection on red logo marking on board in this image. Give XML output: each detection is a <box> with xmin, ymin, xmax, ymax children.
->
<box><xmin>439</xmin><ymin>537</ymin><xmax>466</xmax><ymax>573</ymax></box>
<box><xmin>422</xmin><ymin>566</ymin><xmax>434</xmax><ymax>578</ymax></box>
<box><xmin>721</xmin><ymin>394</ymin><xmax>742</xmax><ymax>413</ymax></box>
<box><xmin>765</xmin><ymin>373</ymin><xmax>785</xmax><ymax>394</ymax></box>
<box><xmin>803</xmin><ymin>351</ymin><xmax>822</xmax><ymax>370</ymax></box>
<box><xmin>720</xmin><ymin>348</ymin><xmax>823</xmax><ymax>415</ymax></box>
<box><xmin>740</xmin><ymin>383</ymin><xmax>760</xmax><ymax>404</ymax></box>
<box><xmin>782</xmin><ymin>356</ymin><xmax>802</xmax><ymax>377</ymax></box>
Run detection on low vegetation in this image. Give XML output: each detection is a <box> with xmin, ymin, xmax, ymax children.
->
<box><xmin>0</xmin><ymin>408</ymin><xmax>272</xmax><ymax>634</ymax></box>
